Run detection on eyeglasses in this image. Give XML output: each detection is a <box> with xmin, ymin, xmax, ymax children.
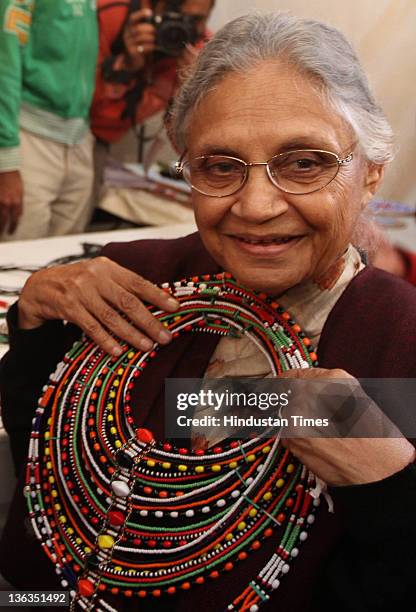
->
<box><xmin>175</xmin><ymin>149</ymin><xmax>354</xmax><ymax>197</ymax></box>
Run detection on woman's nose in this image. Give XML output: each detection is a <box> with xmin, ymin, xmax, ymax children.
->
<box><xmin>230</xmin><ymin>164</ymin><xmax>289</xmax><ymax>223</ymax></box>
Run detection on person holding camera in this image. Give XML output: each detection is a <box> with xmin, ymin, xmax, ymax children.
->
<box><xmin>91</xmin><ymin>0</ymin><xmax>214</xmax><ymax>146</ymax></box>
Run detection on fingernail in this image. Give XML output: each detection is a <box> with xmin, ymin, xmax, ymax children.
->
<box><xmin>159</xmin><ymin>330</ymin><xmax>172</xmax><ymax>344</ymax></box>
<box><xmin>140</xmin><ymin>338</ymin><xmax>154</xmax><ymax>351</ymax></box>
<box><xmin>166</xmin><ymin>298</ymin><xmax>180</xmax><ymax>309</ymax></box>
<box><xmin>112</xmin><ymin>346</ymin><xmax>122</xmax><ymax>357</ymax></box>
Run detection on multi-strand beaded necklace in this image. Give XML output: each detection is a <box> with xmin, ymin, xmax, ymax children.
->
<box><xmin>26</xmin><ymin>274</ymin><xmax>321</xmax><ymax>612</ymax></box>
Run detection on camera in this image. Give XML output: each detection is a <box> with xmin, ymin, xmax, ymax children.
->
<box><xmin>143</xmin><ymin>12</ymin><xmax>200</xmax><ymax>56</ymax></box>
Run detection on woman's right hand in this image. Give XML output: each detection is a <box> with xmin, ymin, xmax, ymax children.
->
<box><xmin>18</xmin><ymin>257</ymin><xmax>180</xmax><ymax>356</ymax></box>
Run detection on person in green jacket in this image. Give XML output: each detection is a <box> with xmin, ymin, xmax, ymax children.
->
<box><xmin>0</xmin><ymin>0</ymin><xmax>98</xmax><ymax>240</ymax></box>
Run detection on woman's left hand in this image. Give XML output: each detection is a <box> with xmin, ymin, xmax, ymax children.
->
<box><xmin>279</xmin><ymin>368</ymin><xmax>415</xmax><ymax>486</ymax></box>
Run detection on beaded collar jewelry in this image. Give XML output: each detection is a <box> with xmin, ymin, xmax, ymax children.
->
<box><xmin>26</xmin><ymin>273</ymin><xmax>320</xmax><ymax>612</ymax></box>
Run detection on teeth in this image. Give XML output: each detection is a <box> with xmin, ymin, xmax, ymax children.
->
<box><xmin>242</xmin><ymin>237</ymin><xmax>293</xmax><ymax>245</ymax></box>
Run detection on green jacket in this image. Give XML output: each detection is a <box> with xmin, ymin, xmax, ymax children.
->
<box><xmin>0</xmin><ymin>0</ymin><xmax>98</xmax><ymax>171</ymax></box>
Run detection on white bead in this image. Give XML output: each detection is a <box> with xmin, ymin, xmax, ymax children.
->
<box><xmin>231</xmin><ymin>490</ymin><xmax>240</xmax><ymax>498</ymax></box>
<box><xmin>170</xmin><ymin>511</ymin><xmax>179</xmax><ymax>518</ymax></box>
<box><xmin>313</xmin><ymin>498</ymin><xmax>321</xmax><ymax>507</ymax></box>
<box><xmin>290</xmin><ymin>548</ymin><xmax>299</xmax><ymax>557</ymax></box>
<box><xmin>155</xmin><ymin>511</ymin><xmax>164</xmax><ymax>518</ymax></box>
<box><xmin>70</xmin><ymin>591</ymin><xmax>76</xmax><ymax>598</ymax></box>
<box><xmin>250</xmin><ymin>606</ymin><xmax>259</xmax><ymax>612</ymax></box>
<box><xmin>307</xmin><ymin>514</ymin><xmax>315</xmax><ymax>524</ymax></box>
<box><xmin>185</xmin><ymin>509</ymin><xmax>194</xmax><ymax>517</ymax></box>
<box><xmin>217</xmin><ymin>499</ymin><xmax>226</xmax><ymax>507</ymax></box>
<box><xmin>61</xmin><ymin>580</ymin><xmax>68</xmax><ymax>588</ymax></box>
<box><xmin>299</xmin><ymin>531</ymin><xmax>308</xmax><ymax>541</ymax></box>
<box><xmin>271</xmin><ymin>579</ymin><xmax>280</xmax><ymax>590</ymax></box>
<box><xmin>282</xmin><ymin>563</ymin><xmax>290</xmax><ymax>573</ymax></box>
<box><xmin>201</xmin><ymin>506</ymin><xmax>210</xmax><ymax>513</ymax></box>
<box><xmin>111</xmin><ymin>480</ymin><xmax>130</xmax><ymax>497</ymax></box>
<box><xmin>139</xmin><ymin>510</ymin><xmax>148</xmax><ymax>517</ymax></box>
<box><xmin>245</xmin><ymin>477</ymin><xmax>254</xmax><ymax>485</ymax></box>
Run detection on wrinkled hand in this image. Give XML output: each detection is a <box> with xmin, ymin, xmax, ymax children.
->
<box><xmin>279</xmin><ymin>367</ymin><xmax>415</xmax><ymax>486</ymax></box>
<box><xmin>123</xmin><ymin>3</ymin><xmax>156</xmax><ymax>72</ymax></box>
<box><xmin>18</xmin><ymin>257</ymin><xmax>180</xmax><ymax>356</ymax></box>
<box><xmin>0</xmin><ymin>170</ymin><xmax>23</xmax><ymax>234</ymax></box>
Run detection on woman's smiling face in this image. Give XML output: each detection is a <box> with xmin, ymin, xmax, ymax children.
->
<box><xmin>185</xmin><ymin>60</ymin><xmax>383</xmax><ymax>294</ymax></box>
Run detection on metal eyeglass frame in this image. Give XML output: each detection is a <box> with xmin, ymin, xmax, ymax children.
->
<box><xmin>174</xmin><ymin>149</ymin><xmax>354</xmax><ymax>197</ymax></box>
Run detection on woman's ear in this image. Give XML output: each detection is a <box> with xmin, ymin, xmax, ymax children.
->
<box><xmin>361</xmin><ymin>163</ymin><xmax>385</xmax><ymax>207</ymax></box>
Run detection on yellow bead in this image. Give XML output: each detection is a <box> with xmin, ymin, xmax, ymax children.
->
<box><xmin>174</xmin><ymin>316</ymin><xmax>181</xmax><ymax>321</ymax></box>
<box><xmin>128</xmin><ymin>351</ymin><xmax>135</xmax><ymax>359</ymax></box>
<box><xmin>51</xmin><ymin>490</ymin><xmax>57</xmax><ymax>498</ymax></box>
<box><xmin>44</xmin><ymin>432</ymin><xmax>50</xmax><ymax>440</ymax></box>
<box><xmin>48</xmin><ymin>476</ymin><xmax>55</xmax><ymax>484</ymax></box>
<box><xmin>248</xmin><ymin>508</ymin><xmax>258</xmax><ymax>518</ymax></box>
<box><xmin>229</xmin><ymin>461</ymin><xmax>238</xmax><ymax>469</ymax></box>
<box><xmin>286</xmin><ymin>463</ymin><xmax>295</xmax><ymax>474</ymax></box>
<box><xmin>107</xmin><ymin>414</ymin><xmax>114</xmax><ymax>422</ymax></box>
<box><xmin>67</xmin><ymin>528</ymin><xmax>74</xmax><ymax>535</ymax></box>
<box><xmin>46</xmin><ymin>461</ymin><xmax>52</xmax><ymax>470</ymax></box>
<box><xmin>45</xmin><ymin>448</ymin><xmax>50</xmax><ymax>456</ymax></box>
<box><xmin>76</xmin><ymin>538</ymin><xmax>82</xmax><ymax>545</ymax></box>
<box><xmin>237</xmin><ymin>521</ymin><xmax>246</xmax><ymax>531</ymax></box>
<box><xmin>211</xmin><ymin>464</ymin><xmax>221</xmax><ymax>472</ymax></box>
<box><xmin>178</xmin><ymin>464</ymin><xmax>187</xmax><ymax>472</ymax></box>
<box><xmin>215</xmin><ymin>543</ymin><xmax>221</xmax><ymax>550</ymax></box>
<box><xmin>107</xmin><ymin>403</ymin><xmax>114</xmax><ymax>410</ymax></box>
<box><xmin>276</xmin><ymin>478</ymin><xmax>285</xmax><ymax>488</ymax></box>
<box><xmin>113</xmin><ymin>380</ymin><xmax>119</xmax><ymax>387</ymax></box>
<box><xmin>114</xmin><ymin>565</ymin><xmax>122</xmax><ymax>572</ymax></box>
<box><xmin>263</xmin><ymin>492</ymin><xmax>272</xmax><ymax>501</ymax></box>
<box><xmin>84</xmin><ymin>547</ymin><xmax>92</xmax><ymax>554</ymax></box>
<box><xmin>115</xmin><ymin>440</ymin><xmax>122</xmax><ymax>449</ymax></box>
<box><xmin>246</xmin><ymin>454</ymin><xmax>255</xmax><ymax>463</ymax></box>
<box><xmin>225</xmin><ymin>533</ymin><xmax>234</xmax><ymax>541</ymax></box>
<box><xmin>117</xmin><ymin>368</ymin><xmax>124</xmax><ymax>375</ymax></box>
<box><xmin>58</xmin><ymin>516</ymin><xmax>66</xmax><ymax>524</ymax></box>
<box><xmin>109</xmin><ymin>391</ymin><xmax>116</xmax><ymax>399</ymax></box>
<box><xmin>110</xmin><ymin>427</ymin><xmax>117</xmax><ymax>435</ymax></box>
<box><xmin>54</xmin><ymin>504</ymin><xmax>61</xmax><ymax>511</ymax></box>
<box><xmin>47</xmin><ymin>418</ymin><xmax>52</xmax><ymax>426</ymax></box>
<box><xmin>162</xmin><ymin>462</ymin><xmax>171</xmax><ymax>469</ymax></box>
<box><xmin>147</xmin><ymin>460</ymin><xmax>156</xmax><ymax>467</ymax></box>
<box><xmin>262</xmin><ymin>446</ymin><xmax>271</xmax><ymax>454</ymax></box>
<box><xmin>194</xmin><ymin>466</ymin><xmax>204</xmax><ymax>473</ymax></box>
<box><xmin>98</xmin><ymin>535</ymin><xmax>115</xmax><ymax>549</ymax></box>
<box><xmin>163</xmin><ymin>322</ymin><xmax>169</xmax><ymax>328</ymax></box>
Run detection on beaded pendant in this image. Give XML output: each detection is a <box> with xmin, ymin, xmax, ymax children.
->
<box><xmin>26</xmin><ymin>273</ymin><xmax>321</xmax><ymax>612</ymax></box>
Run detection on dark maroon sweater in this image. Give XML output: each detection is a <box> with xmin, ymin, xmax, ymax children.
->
<box><xmin>1</xmin><ymin>232</ymin><xmax>416</xmax><ymax>611</ymax></box>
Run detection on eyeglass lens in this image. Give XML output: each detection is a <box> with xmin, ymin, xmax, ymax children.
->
<box><xmin>183</xmin><ymin>150</ymin><xmax>340</xmax><ymax>196</ymax></box>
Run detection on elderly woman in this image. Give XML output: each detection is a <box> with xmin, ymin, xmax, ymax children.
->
<box><xmin>1</xmin><ymin>12</ymin><xmax>416</xmax><ymax>612</ymax></box>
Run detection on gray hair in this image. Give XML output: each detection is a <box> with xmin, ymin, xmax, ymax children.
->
<box><xmin>171</xmin><ymin>12</ymin><xmax>394</xmax><ymax>164</ymax></box>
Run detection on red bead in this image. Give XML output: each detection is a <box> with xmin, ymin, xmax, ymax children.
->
<box><xmin>210</xmin><ymin>571</ymin><xmax>219</xmax><ymax>579</ymax></box>
<box><xmin>182</xmin><ymin>582</ymin><xmax>191</xmax><ymax>590</ymax></box>
<box><xmin>159</xmin><ymin>491</ymin><xmax>168</xmax><ymax>498</ymax></box>
<box><xmin>91</xmin><ymin>517</ymin><xmax>99</xmax><ymax>525</ymax></box>
<box><xmin>230</xmin><ymin>441</ymin><xmax>239</xmax><ymax>448</ymax></box>
<box><xmin>163</xmin><ymin>443</ymin><xmax>172</xmax><ymax>451</ymax></box>
<box><xmin>264</xmin><ymin>528</ymin><xmax>273</xmax><ymax>537</ymax></box>
<box><xmin>110</xmin><ymin>587</ymin><xmax>119</xmax><ymax>595</ymax></box>
<box><xmin>213</xmin><ymin>446</ymin><xmax>222</xmax><ymax>454</ymax></box>
<box><xmin>252</xmin><ymin>540</ymin><xmax>261</xmax><ymax>550</ymax></box>
<box><xmin>195</xmin><ymin>576</ymin><xmax>205</xmax><ymax>584</ymax></box>
<box><xmin>194</xmin><ymin>449</ymin><xmax>205</xmax><ymax>456</ymax></box>
<box><xmin>224</xmin><ymin>562</ymin><xmax>233</xmax><ymax>571</ymax></box>
<box><xmin>238</xmin><ymin>551</ymin><xmax>248</xmax><ymax>561</ymax></box>
<box><xmin>78</xmin><ymin>579</ymin><xmax>95</xmax><ymax>597</ymax></box>
<box><xmin>133</xmin><ymin>538</ymin><xmax>142</xmax><ymax>546</ymax></box>
<box><xmin>285</xmin><ymin>498</ymin><xmax>294</xmax><ymax>508</ymax></box>
<box><xmin>136</xmin><ymin>428</ymin><xmax>155</xmax><ymax>444</ymax></box>
<box><xmin>167</xmin><ymin>586</ymin><xmax>176</xmax><ymax>595</ymax></box>
<box><xmin>124</xmin><ymin>590</ymin><xmax>133</xmax><ymax>597</ymax></box>
<box><xmin>178</xmin><ymin>448</ymin><xmax>188</xmax><ymax>455</ymax></box>
<box><xmin>108</xmin><ymin>510</ymin><xmax>125</xmax><ymax>527</ymax></box>
<box><xmin>152</xmin><ymin>589</ymin><xmax>161</xmax><ymax>597</ymax></box>
<box><xmin>147</xmin><ymin>539</ymin><xmax>157</xmax><ymax>548</ymax></box>
<box><xmin>277</xmin><ymin>513</ymin><xmax>286</xmax><ymax>523</ymax></box>
<box><xmin>162</xmin><ymin>540</ymin><xmax>172</xmax><ymax>548</ymax></box>
<box><xmin>143</xmin><ymin>486</ymin><xmax>153</xmax><ymax>495</ymax></box>
<box><xmin>138</xmin><ymin>591</ymin><xmax>146</xmax><ymax>598</ymax></box>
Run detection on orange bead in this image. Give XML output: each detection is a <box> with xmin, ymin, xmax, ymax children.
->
<box><xmin>152</xmin><ymin>589</ymin><xmax>161</xmax><ymax>597</ymax></box>
<box><xmin>110</xmin><ymin>588</ymin><xmax>119</xmax><ymax>595</ymax></box>
<box><xmin>78</xmin><ymin>579</ymin><xmax>95</xmax><ymax>598</ymax></box>
<box><xmin>124</xmin><ymin>590</ymin><xmax>133</xmax><ymax>597</ymax></box>
<box><xmin>195</xmin><ymin>576</ymin><xmax>205</xmax><ymax>584</ymax></box>
<box><xmin>210</xmin><ymin>570</ymin><xmax>219</xmax><ymax>579</ymax></box>
<box><xmin>303</xmin><ymin>337</ymin><xmax>311</xmax><ymax>346</ymax></box>
<box><xmin>277</xmin><ymin>513</ymin><xmax>286</xmax><ymax>523</ymax></box>
<box><xmin>309</xmin><ymin>352</ymin><xmax>318</xmax><ymax>362</ymax></box>
<box><xmin>264</xmin><ymin>528</ymin><xmax>273</xmax><ymax>537</ymax></box>
<box><xmin>238</xmin><ymin>551</ymin><xmax>248</xmax><ymax>561</ymax></box>
<box><xmin>167</xmin><ymin>587</ymin><xmax>176</xmax><ymax>595</ymax></box>
<box><xmin>292</xmin><ymin>324</ymin><xmax>301</xmax><ymax>333</ymax></box>
<box><xmin>138</xmin><ymin>591</ymin><xmax>146</xmax><ymax>598</ymax></box>
<box><xmin>182</xmin><ymin>582</ymin><xmax>191</xmax><ymax>590</ymax></box>
<box><xmin>224</xmin><ymin>562</ymin><xmax>233</xmax><ymax>571</ymax></box>
<box><xmin>252</xmin><ymin>540</ymin><xmax>261</xmax><ymax>550</ymax></box>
